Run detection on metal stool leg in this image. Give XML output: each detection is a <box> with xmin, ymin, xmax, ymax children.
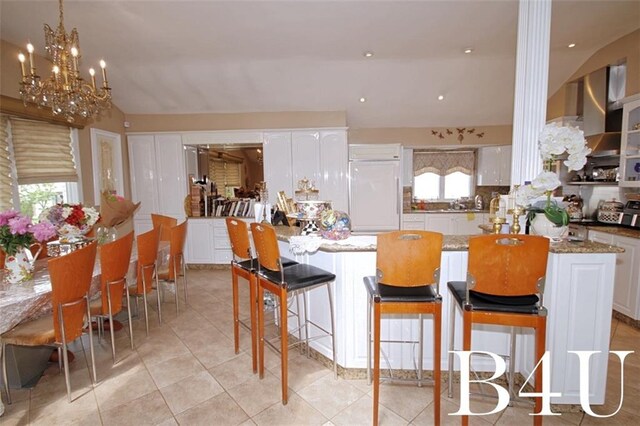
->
<box><xmin>367</xmin><ymin>293</ymin><xmax>372</xmax><ymax>385</ymax></box>
<box><xmin>326</xmin><ymin>281</ymin><xmax>337</xmax><ymax>378</ymax></box>
<box><xmin>448</xmin><ymin>295</ymin><xmax>456</xmax><ymax>398</ymax></box>
<box><xmin>418</xmin><ymin>313</ymin><xmax>424</xmax><ymax>387</ymax></box>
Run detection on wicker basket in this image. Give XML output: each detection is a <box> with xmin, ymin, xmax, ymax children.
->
<box><xmin>597</xmin><ymin>210</ymin><xmax>622</xmax><ymax>224</ymax></box>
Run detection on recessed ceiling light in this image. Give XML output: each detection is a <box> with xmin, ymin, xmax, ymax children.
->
<box><xmin>364</xmin><ymin>51</ymin><xmax>374</xmax><ymax>58</ymax></box>
<box><xmin>568</xmin><ymin>43</ymin><xmax>576</xmax><ymax>48</ymax></box>
<box><xmin>438</xmin><ymin>95</ymin><xmax>444</xmax><ymax>101</ymax></box>
<box><xmin>359</xmin><ymin>97</ymin><xmax>366</xmax><ymax>103</ymax></box>
<box><xmin>463</xmin><ymin>48</ymin><xmax>474</xmax><ymax>54</ymax></box>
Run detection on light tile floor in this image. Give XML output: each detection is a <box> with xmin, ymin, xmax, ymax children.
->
<box><xmin>2</xmin><ymin>269</ymin><xmax>639</xmax><ymax>425</ymax></box>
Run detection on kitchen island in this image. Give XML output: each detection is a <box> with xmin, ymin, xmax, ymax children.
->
<box><xmin>273</xmin><ymin>226</ymin><xmax>623</xmax><ymax>405</ymax></box>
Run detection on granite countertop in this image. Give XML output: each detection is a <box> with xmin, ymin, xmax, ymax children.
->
<box><xmin>404</xmin><ymin>209</ymin><xmax>489</xmax><ymax>214</ymax></box>
<box><xmin>273</xmin><ymin>226</ymin><xmax>623</xmax><ymax>254</ymax></box>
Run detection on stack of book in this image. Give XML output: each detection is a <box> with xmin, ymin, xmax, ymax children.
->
<box><xmin>190</xmin><ymin>185</ymin><xmax>203</xmax><ymax>217</ymax></box>
<box><xmin>212</xmin><ymin>198</ymin><xmax>256</xmax><ymax>218</ymax></box>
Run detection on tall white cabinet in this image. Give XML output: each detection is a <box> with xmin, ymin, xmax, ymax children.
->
<box><xmin>477</xmin><ymin>145</ymin><xmax>512</xmax><ymax>186</ymax></box>
<box><xmin>263</xmin><ymin>129</ymin><xmax>348</xmax><ymax>212</ymax></box>
<box><xmin>127</xmin><ymin>133</ymin><xmax>186</xmax><ymax>234</ymax></box>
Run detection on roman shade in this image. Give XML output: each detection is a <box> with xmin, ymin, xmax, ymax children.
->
<box><xmin>413</xmin><ymin>150</ymin><xmax>475</xmax><ymax>176</ymax></box>
<box><xmin>0</xmin><ymin>115</ymin><xmax>14</xmax><ymax>210</ymax></box>
<box><xmin>209</xmin><ymin>157</ymin><xmax>241</xmax><ymax>188</ymax></box>
<box><xmin>10</xmin><ymin>117</ymin><xmax>77</xmax><ymax>184</ymax></box>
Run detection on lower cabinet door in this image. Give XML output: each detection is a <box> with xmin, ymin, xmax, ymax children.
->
<box><xmin>185</xmin><ymin>220</ymin><xmax>215</xmax><ymax>264</ymax></box>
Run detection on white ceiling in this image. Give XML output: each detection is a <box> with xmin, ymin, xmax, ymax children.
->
<box><xmin>1</xmin><ymin>1</ymin><xmax>639</xmax><ymax>128</ymax></box>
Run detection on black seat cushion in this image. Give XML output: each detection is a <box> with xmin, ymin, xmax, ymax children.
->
<box><xmin>447</xmin><ymin>281</ymin><xmax>541</xmax><ymax>314</ymax></box>
<box><xmin>259</xmin><ymin>263</ymin><xmax>335</xmax><ymax>292</ymax></box>
<box><xmin>235</xmin><ymin>257</ymin><xmax>298</xmax><ymax>272</ymax></box>
<box><xmin>363</xmin><ymin>276</ymin><xmax>440</xmax><ymax>303</ymax></box>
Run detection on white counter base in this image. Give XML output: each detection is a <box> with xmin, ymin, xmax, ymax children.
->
<box><xmin>277</xmin><ymin>240</ymin><xmax>617</xmax><ymax>405</ymax></box>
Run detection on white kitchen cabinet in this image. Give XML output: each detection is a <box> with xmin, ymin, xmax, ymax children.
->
<box><xmin>405</xmin><ymin>212</ymin><xmax>487</xmax><ymax>235</ymax></box>
<box><xmin>424</xmin><ymin>215</ymin><xmax>452</xmax><ymax>234</ymax></box>
<box><xmin>402</xmin><ymin>148</ymin><xmax>413</xmax><ymax>187</ymax></box>
<box><xmin>263</xmin><ymin>129</ymin><xmax>348</xmax><ymax>213</ymax></box>
<box><xmin>477</xmin><ymin>145</ymin><xmax>512</xmax><ymax>186</ymax></box>
<box><xmin>291</xmin><ymin>131</ymin><xmax>321</xmax><ymax>189</ymax></box>
<box><xmin>128</xmin><ymin>133</ymin><xmax>186</xmax><ymax>234</ymax></box>
<box><xmin>619</xmin><ymin>98</ymin><xmax>640</xmax><ymax>187</ymax></box>
<box><xmin>185</xmin><ymin>219</ymin><xmax>215</xmax><ymax>264</ymax></box>
<box><xmin>401</xmin><ymin>214</ymin><xmax>425</xmax><ymax>230</ymax></box>
<box><xmin>588</xmin><ymin>230</ymin><xmax>640</xmax><ymax>320</ymax></box>
<box><xmin>263</xmin><ymin>132</ymin><xmax>294</xmax><ymax>206</ymax></box>
<box><xmin>319</xmin><ymin>131</ymin><xmax>349</xmax><ymax>213</ymax></box>
<box><xmin>185</xmin><ymin>217</ymin><xmax>251</xmax><ymax>264</ymax></box>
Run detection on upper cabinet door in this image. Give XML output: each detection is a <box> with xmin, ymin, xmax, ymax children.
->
<box><xmin>291</xmin><ymin>131</ymin><xmax>321</xmax><ymax>187</ymax></box>
<box><xmin>319</xmin><ymin>130</ymin><xmax>348</xmax><ymax>212</ymax></box>
<box><xmin>402</xmin><ymin>148</ymin><xmax>413</xmax><ymax>187</ymax></box>
<box><xmin>498</xmin><ymin>145</ymin><xmax>512</xmax><ymax>186</ymax></box>
<box><xmin>263</xmin><ymin>132</ymin><xmax>293</xmax><ymax>205</ymax></box>
<box><xmin>477</xmin><ymin>146</ymin><xmax>500</xmax><ymax>186</ymax></box>
<box><xmin>155</xmin><ymin>134</ymin><xmax>186</xmax><ymax>219</ymax></box>
<box><xmin>128</xmin><ymin>134</ymin><xmax>159</xmax><ymax>217</ymax></box>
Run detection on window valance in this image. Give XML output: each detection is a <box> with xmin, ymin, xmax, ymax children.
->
<box><xmin>413</xmin><ymin>150</ymin><xmax>475</xmax><ymax>176</ymax></box>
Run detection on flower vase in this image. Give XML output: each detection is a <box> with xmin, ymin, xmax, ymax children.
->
<box><xmin>3</xmin><ymin>246</ymin><xmax>40</xmax><ymax>284</ymax></box>
<box><xmin>530</xmin><ymin>212</ymin><xmax>568</xmax><ymax>242</ymax></box>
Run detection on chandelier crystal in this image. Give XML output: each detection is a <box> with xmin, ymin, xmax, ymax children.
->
<box><xmin>17</xmin><ymin>0</ymin><xmax>112</xmax><ymax>122</ymax></box>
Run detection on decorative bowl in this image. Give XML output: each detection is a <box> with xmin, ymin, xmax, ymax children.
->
<box><xmin>294</xmin><ymin>201</ymin><xmax>332</xmax><ymax>220</ymax></box>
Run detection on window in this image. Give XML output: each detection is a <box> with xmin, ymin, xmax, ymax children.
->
<box><xmin>210</xmin><ymin>156</ymin><xmax>242</xmax><ymax>197</ymax></box>
<box><xmin>413</xmin><ymin>150</ymin><xmax>475</xmax><ymax>200</ymax></box>
<box><xmin>0</xmin><ymin>115</ymin><xmax>79</xmax><ymax>218</ymax></box>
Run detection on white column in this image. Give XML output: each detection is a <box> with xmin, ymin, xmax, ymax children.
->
<box><xmin>511</xmin><ymin>0</ymin><xmax>552</xmax><ymax>186</ymax></box>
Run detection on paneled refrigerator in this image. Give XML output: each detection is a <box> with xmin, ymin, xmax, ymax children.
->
<box><xmin>348</xmin><ymin>144</ymin><xmax>402</xmax><ymax>232</ymax></box>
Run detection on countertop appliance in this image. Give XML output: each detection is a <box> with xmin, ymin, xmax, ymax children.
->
<box><xmin>620</xmin><ymin>200</ymin><xmax>640</xmax><ymax>228</ymax></box>
<box><xmin>348</xmin><ymin>144</ymin><xmax>401</xmax><ymax>232</ymax></box>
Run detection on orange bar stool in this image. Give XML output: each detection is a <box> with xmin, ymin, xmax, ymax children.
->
<box><xmin>364</xmin><ymin>230</ymin><xmax>444</xmax><ymax>425</ymax></box>
<box><xmin>157</xmin><ymin>221</ymin><xmax>188</xmax><ymax>315</ymax></box>
<box><xmin>250</xmin><ymin>222</ymin><xmax>337</xmax><ymax>405</ymax></box>
<box><xmin>129</xmin><ymin>227</ymin><xmax>162</xmax><ymax>335</ymax></box>
<box><xmin>2</xmin><ymin>242</ymin><xmax>98</xmax><ymax>403</ymax></box>
<box><xmin>90</xmin><ymin>232</ymin><xmax>135</xmax><ymax>363</ymax></box>
<box><xmin>225</xmin><ymin>218</ymin><xmax>297</xmax><ymax>373</ymax></box>
<box><xmin>447</xmin><ymin>234</ymin><xmax>549</xmax><ymax>426</ymax></box>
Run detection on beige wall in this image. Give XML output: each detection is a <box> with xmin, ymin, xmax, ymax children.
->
<box><xmin>348</xmin><ymin>125</ymin><xmax>513</xmax><ymax>147</ymax></box>
<box><xmin>1</xmin><ymin>39</ymin><xmax>129</xmax><ymax>206</ymax></box>
<box><xmin>547</xmin><ymin>29</ymin><xmax>640</xmax><ymax>120</ymax></box>
<box><xmin>125</xmin><ymin>111</ymin><xmax>347</xmax><ymax>133</ymax></box>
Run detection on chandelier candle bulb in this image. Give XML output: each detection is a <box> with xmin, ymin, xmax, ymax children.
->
<box><xmin>18</xmin><ymin>53</ymin><xmax>26</xmax><ymax>78</ymax></box>
<box><xmin>99</xmin><ymin>60</ymin><xmax>108</xmax><ymax>87</ymax></box>
<box><xmin>26</xmin><ymin>43</ymin><xmax>35</xmax><ymax>74</ymax></box>
<box><xmin>89</xmin><ymin>68</ymin><xmax>96</xmax><ymax>89</ymax></box>
<box><xmin>70</xmin><ymin>46</ymin><xmax>79</xmax><ymax>72</ymax></box>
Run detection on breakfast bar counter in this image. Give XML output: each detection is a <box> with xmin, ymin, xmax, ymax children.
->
<box><xmin>272</xmin><ymin>226</ymin><xmax>622</xmax><ymax>405</ymax></box>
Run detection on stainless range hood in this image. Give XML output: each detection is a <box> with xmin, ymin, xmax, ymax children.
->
<box><xmin>567</xmin><ymin>65</ymin><xmax>625</xmax><ymax>157</ymax></box>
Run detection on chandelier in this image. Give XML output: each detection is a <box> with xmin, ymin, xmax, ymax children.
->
<box><xmin>17</xmin><ymin>0</ymin><xmax>112</xmax><ymax>122</ymax></box>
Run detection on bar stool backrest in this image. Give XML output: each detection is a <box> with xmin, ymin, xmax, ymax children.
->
<box><xmin>99</xmin><ymin>232</ymin><xmax>135</xmax><ymax>315</ymax></box>
<box><xmin>166</xmin><ymin>221</ymin><xmax>187</xmax><ymax>281</ymax></box>
<box><xmin>467</xmin><ymin>234</ymin><xmax>549</xmax><ymax>296</ymax></box>
<box><xmin>151</xmin><ymin>213</ymin><xmax>177</xmax><ymax>242</ymax></box>
<box><xmin>250</xmin><ymin>222</ymin><xmax>282</xmax><ymax>272</ymax></box>
<box><xmin>376</xmin><ymin>231</ymin><xmax>443</xmax><ymax>288</ymax></box>
<box><xmin>226</xmin><ymin>218</ymin><xmax>252</xmax><ymax>261</ymax></box>
<box><xmin>49</xmin><ymin>242</ymin><xmax>98</xmax><ymax>343</ymax></box>
<box><xmin>136</xmin><ymin>227</ymin><xmax>160</xmax><ymax>294</ymax></box>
